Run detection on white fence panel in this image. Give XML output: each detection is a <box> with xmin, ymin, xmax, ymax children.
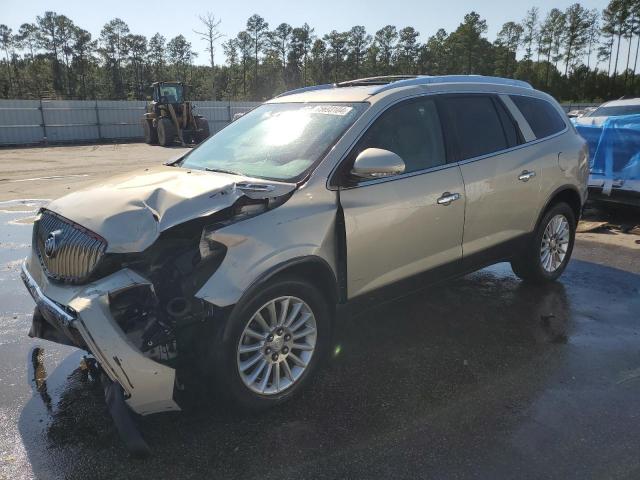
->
<box><xmin>0</xmin><ymin>99</ymin><xmax>262</xmax><ymax>145</ymax></box>
<box><xmin>41</xmin><ymin>100</ymin><xmax>99</xmax><ymax>142</ymax></box>
<box><xmin>97</xmin><ymin>100</ymin><xmax>146</xmax><ymax>139</ymax></box>
<box><xmin>0</xmin><ymin>100</ymin><xmax>43</xmax><ymax>144</ymax></box>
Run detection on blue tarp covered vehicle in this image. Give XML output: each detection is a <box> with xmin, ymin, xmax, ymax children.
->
<box><xmin>574</xmin><ymin>114</ymin><xmax>640</xmax><ymax>207</ymax></box>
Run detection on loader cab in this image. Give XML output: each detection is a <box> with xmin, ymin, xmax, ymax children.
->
<box><xmin>152</xmin><ymin>82</ymin><xmax>187</xmax><ymax>105</ymax></box>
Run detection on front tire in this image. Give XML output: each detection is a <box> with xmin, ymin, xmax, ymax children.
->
<box><xmin>157</xmin><ymin>117</ymin><xmax>175</xmax><ymax>147</ymax></box>
<box><xmin>194</xmin><ymin>116</ymin><xmax>210</xmax><ymax>143</ymax></box>
<box><xmin>212</xmin><ymin>276</ymin><xmax>331</xmax><ymax>411</ymax></box>
<box><xmin>142</xmin><ymin>119</ymin><xmax>158</xmax><ymax>144</ymax></box>
<box><xmin>511</xmin><ymin>202</ymin><xmax>576</xmax><ymax>283</ymax></box>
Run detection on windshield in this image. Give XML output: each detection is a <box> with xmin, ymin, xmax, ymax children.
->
<box><xmin>588</xmin><ymin>104</ymin><xmax>640</xmax><ymax>117</ymax></box>
<box><xmin>159</xmin><ymin>85</ymin><xmax>183</xmax><ymax>103</ymax></box>
<box><xmin>180</xmin><ymin>102</ymin><xmax>367</xmax><ymax>181</ymax></box>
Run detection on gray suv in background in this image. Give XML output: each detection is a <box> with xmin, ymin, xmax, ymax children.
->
<box><xmin>21</xmin><ymin>75</ymin><xmax>589</xmax><ymax>416</ymax></box>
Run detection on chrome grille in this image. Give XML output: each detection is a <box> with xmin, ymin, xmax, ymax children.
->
<box><xmin>34</xmin><ymin>210</ymin><xmax>107</xmax><ymax>283</ymax></box>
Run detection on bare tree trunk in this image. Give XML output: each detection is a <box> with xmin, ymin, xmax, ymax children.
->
<box><xmin>625</xmin><ymin>14</ymin><xmax>636</xmax><ymax>88</ymax></box>
<box><xmin>613</xmin><ymin>32</ymin><xmax>622</xmax><ymax>81</ymax></box>
<box><xmin>210</xmin><ymin>38</ymin><xmax>215</xmax><ymax>100</ymax></box>
<box><xmin>545</xmin><ymin>43</ymin><xmax>552</xmax><ymax>86</ymax></box>
<box><xmin>564</xmin><ymin>40</ymin><xmax>573</xmax><ymax>76</ymax></box>
<box><xmin>632</xmin><ymin>34</ymin><xmax>640</xmax><ymax>90</ymax></box>
<box><xmin>624</xmin><ymin>41</ymin><xmax>633</xmax><ymax>88</ymax></box>
<box><xmin>607</xmin><ymin>39</ymin><xmax>613</xmax><ymax>76</ymax></box>
<box><xmin>2</xmin><ymin>49</ymin><xmax>13</xmax><ymax>96</ymax></box>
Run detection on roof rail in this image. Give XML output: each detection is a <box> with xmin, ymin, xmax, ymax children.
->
<box><xmin>275</xmin><ymin>83</ymin><xmax>335</xmax><ymax>98</ymax></box>
<box><xmin>369</xmin><ymin>75</ymin><xmax>533</xmax><ymax>94</ymax></box>
<box><xmin>336</xmin><ymin>75</ymin><xmax>419</xmax><ymax>87</ymax></box>
<box><xmin>274</xmin><ymin>75</ymin><xmax>533</xmax><ymax>99</ymax></box>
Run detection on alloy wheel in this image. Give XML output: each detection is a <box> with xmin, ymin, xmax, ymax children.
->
<box><xmin>540</xmin><ymin>214</ymin><xmax>570</xmax><ymax>273</ymax></box>
<box><xmin>237</xmin><ymin>296</ymin><xmax>317</xmax><ymax>395</ymax></box>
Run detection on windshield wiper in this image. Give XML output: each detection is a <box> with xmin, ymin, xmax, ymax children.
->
<box><xmin>204</xmin><ymin>167</ymin><xmax>243</xmax><ymax>176</ymax></box>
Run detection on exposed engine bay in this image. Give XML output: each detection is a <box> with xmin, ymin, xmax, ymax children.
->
<box><xmin>106</xmin><ymin>193</ymin><xmax>288</xmax><ymax>368</ymax></box>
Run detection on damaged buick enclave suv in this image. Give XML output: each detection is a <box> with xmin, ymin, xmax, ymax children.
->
<box><xmin>21</xmin><ymin>75</ymin><xmax>588</xmax><ymax>415</ymax></box>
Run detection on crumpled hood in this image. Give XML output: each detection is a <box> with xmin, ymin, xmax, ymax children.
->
<box><xmin>45</xmin><ymin>166</ymin><xmax>296</xmax><ymax>253</ymax></box>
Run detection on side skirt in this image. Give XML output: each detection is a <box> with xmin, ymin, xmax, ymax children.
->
<box><xmin>339</xmin><ymin>234</ymin><xmax>531</xmax><ymax>318</ymax></box>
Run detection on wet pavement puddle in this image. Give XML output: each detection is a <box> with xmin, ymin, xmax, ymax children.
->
<box><xmin>0</xmin><ymin>199</ymin><xmax>80</xmax><ymax>480</ymax></box>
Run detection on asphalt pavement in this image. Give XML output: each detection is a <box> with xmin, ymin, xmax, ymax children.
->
<box><xmin>0</xmin><ymin>150</ymin><xmax>639</xmax><ymax>479</ymax></box>
<box><xmin>1</xmin><ymin>204</ymin><xmax>639</xmax><ymax>480</ymax></box>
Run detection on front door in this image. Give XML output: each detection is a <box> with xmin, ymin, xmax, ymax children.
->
<box><xmin>336</xmin><ymin>96</ymin><xmax>466</xmax><ymax>299</ymax></box>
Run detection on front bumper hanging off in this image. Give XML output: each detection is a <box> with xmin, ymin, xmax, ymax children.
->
<box><xmin>21</xmin><ymin>260</ymin><xmax>180</xmax><ymax>416</ymax></box>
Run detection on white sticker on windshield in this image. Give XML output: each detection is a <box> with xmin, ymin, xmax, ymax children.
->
<box><xmin>305</xmin><ymin>105</ymin><xmax>353</xmax><ymax>116</ymax></box>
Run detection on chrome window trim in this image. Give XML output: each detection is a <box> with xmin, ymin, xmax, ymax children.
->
<box><xmin>327</xmin><ymin>90</ymin><xmax>569</xmax><ymax>191</ymax></box>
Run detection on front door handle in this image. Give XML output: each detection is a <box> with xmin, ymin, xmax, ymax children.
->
<box><xmin>518</xmin><ymin>170</ymin><xmax>536</xmax><ymax>182</ymax></box>
<box><xmin>436</xmin><ymin>192</ymin><xmax>461</xmax><ymax>206</ymax></box>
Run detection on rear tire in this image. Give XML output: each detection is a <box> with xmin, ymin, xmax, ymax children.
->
<box><xmin>210</xmin><ymin>276</ymin><xmax>331</xmax><ymax>411</ymax></box>
<box><xmin>511</xmin><ymin>202</ymin><xmax>576</xmax><ymax>284</ymax></box>
<box><xmin>195</xmin><ymin>117</ymin><xmax>210</xmax><ymax>143</ymax></box>
<box><xmin>142</xmin><ymin>119</ymin><xmax>158</xmax><ymax>144</ymax></box>
<box><xmin>157</xmin><ymin>117</ymin><xmax>175</xmax><ymax>147</ymax></box>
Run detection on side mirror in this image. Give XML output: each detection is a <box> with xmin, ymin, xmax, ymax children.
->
<box><xmin>351</xmin><ymin>148</ymin><xmax>406</xmax><ymax>179</ymax></box>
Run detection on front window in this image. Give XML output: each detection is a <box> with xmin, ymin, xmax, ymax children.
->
<box><xmin>588</xmin><ymin>104</ymin><xmax>640</xmax><ymax>117</ymax></box>
<box><xmin>180</xmin><ymin>102</ymin><xmax>367</xmax><ymax>181</ymax></box>
<box><xmin>159</xmin><ymin>85</ymin><xmax>183</xmax><ymax>103</ymax></box>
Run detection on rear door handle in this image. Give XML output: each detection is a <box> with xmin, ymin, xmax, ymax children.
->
<box><xmin>436</xmin><ymin>192</ymin><xmax>461</xmax><ymax>206</ymax></box>
<box><xmin>518</xmin><ymin>170</ymin><xmax>536</xmax><ymax>182</ymax></box>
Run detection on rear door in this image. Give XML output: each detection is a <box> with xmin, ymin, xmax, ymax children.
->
<box><xmin>336</xmin><ymin>96</ymin><xmax>465</xmax><ymax>298</ymax></box>
<box><xmin>437</xmin><ymin>94</ymin><xmax>541</xmax><ymax>261</ymax></box>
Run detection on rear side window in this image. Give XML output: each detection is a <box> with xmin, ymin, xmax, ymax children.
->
<box><xmin>437</xmin><ymin>95</ymin><xmax>509</xmax><ymax>161</ymax></box>
<box><xmin>509</xmin><ymin>95</ymin><xmax>566</xmax><ymax>139</ymax></box>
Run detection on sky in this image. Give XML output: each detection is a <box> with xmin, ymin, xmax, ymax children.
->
<box><xmin>2</xmin><ymin>0</ymin><xmax>610</xmax><ymax>66</ymax></box>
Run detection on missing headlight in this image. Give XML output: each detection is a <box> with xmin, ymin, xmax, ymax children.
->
<box><xmin>109</xmin><ymin>284</ymin><xmax>177</xmax><ymax>363</ymax></box>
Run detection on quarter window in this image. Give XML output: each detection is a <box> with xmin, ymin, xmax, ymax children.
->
<box><xmin>437</xmin><ymin>95</ymin><xmax>509</xmax><ymax>162</ymax></box>
<box><xmin>509</xmin><ymin>95</ymin><xmax>566</xmax><ymax>139</ymax></box>
<box><xmin>354</xmin><ymin>98</ymin><xmax>446</xmax><ymax>174</ymax></box>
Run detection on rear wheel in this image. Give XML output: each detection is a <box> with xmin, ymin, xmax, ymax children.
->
<box><xmin>211</xmin><ymin>276</ymin><xmax>331</xmax><ymax>411</ymax></box>
<box><xmin>195</xmin><ymin>117</ymin><xmax>210</xmax><ymax>143</ymax></box>
<box><xmin>511</xmin><ymin>202</ymin><xmax>576</xmax><ymax>283</ymax></box>
<box><xmin>157</xmin><ymin>117</ymin><xmax>175</xmax><ymax>147</ymax></box>
<box><xmin>142</xmin><ymin>119</ymin><xmax>158</xmax><ymax>144</ymax></box>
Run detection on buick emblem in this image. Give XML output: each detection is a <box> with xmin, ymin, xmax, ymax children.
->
<box><xmin>44</xmin><ymin>230</ymin><xmax>62</xmax><ymax>258</ymax></box>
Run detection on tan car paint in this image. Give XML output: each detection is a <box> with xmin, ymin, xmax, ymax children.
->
<box><xmin>195</xmin><ymin>179</ymin><xmax>339</xmax><ymax>307</ymax></box>
<box><xmin>458</xmin><ymin>145</ymin><xmax>543</xmax><ymax>257</ymax></box>
<box><xmin>339</xmin><ymin>165</ymin><xmax>465</xmax><ymax>297</ymax></box>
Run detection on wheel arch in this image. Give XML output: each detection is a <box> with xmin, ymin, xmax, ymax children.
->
<box><xmin>536</xmin><ymin>186</ymin><xmax>583</xmax><ymax>230</ymax></box>
<box><xmin>240</xmin><ymin>256</ymin><xmax>340</xmax><ymax>311</ymax></box>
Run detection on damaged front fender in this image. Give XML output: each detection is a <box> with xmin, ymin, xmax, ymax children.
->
<box><xmin>195</xmin><ymin>186</ymin><xmax>340</xmax><ymax>307</ymax></box>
